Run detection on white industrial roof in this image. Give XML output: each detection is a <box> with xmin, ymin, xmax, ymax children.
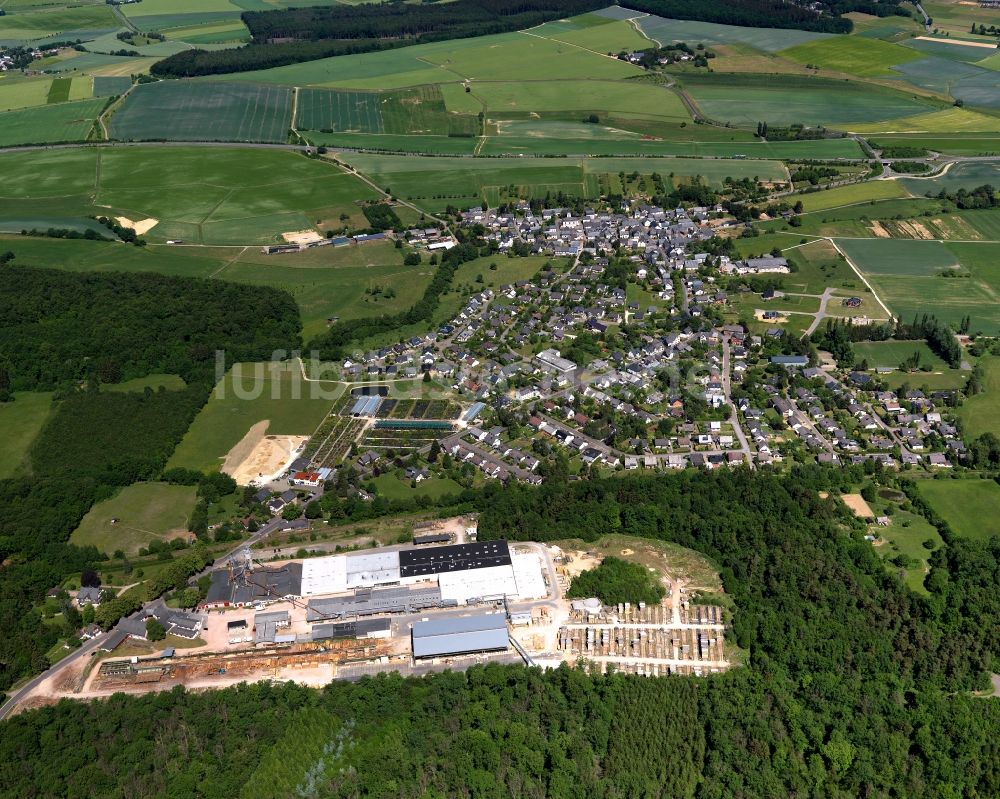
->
<box><xmin>438</xmin><ymin>564</ymin><xmax>518</xmax><ymax>604</ymax></box>
<box><xmin>511</xmin><ymin>552</ymin><xmax>547</xmax><ymax>600</ymax></box>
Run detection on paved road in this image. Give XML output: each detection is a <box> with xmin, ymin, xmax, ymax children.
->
<box><xmin>721</xmin><ymin>337</ymin><xmax>755</xmax><ymax>463</ymax></box>
<box><xmin>803</xmin><ymin>287</ymin><xmax>837</xmax><ymax>337</ymax></box>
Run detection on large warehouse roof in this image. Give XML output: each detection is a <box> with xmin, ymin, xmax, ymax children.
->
<box><xmin>399</xmin><ymin>540</ymin><xmax>511</xmax><ymax>578</ymax></box>
<box><xmin>411</xmin><ymin>613</ymin><xmax>509</xmax><ymax>659</ymax></box>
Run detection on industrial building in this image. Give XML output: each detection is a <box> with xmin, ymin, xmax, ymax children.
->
<box><xmin>311</xmin><ymin>618</ymin><xmax>391</xmax><ymax>642</ymax></box>
<box><xmin>202</xmin><ymin>540</ymin><xmax>547</xmax><ymax>613</ymax></box>
<box><xmin>411</xmin><ymin>613</ymin><xmax>510</xmax><ymax>659</ymax></box>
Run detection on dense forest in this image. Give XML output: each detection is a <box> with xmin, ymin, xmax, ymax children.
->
<box><xmin>4</xmin><ymin>467</ymin><xmax>1000</xmax><ymax>797</ymax></box>
<box><xmin>0</xmin><ymin>265</ymin><xmax>301</xmax><ymax>390</ymax></box>
<box><xmin>151</xmin><ymin>0</ymin><xmax>608</xmax><ymax>76</ymax></box>
<box><xmin>0</xmin><ymin>263</ymin><xmax>301</xmax><ymax>692</ymax></box>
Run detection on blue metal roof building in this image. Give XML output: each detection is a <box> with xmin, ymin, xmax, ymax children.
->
<box><xmin>411</xmin><ymin>613</ymin><xmax>509</xmax><ymax>659</ymax></box>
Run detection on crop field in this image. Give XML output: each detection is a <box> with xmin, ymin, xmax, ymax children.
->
<box><xmin>839</xmin><ymin>239</ymin><xmax>1000</xmax><ymax>333</ymax></box>
<box><xmin>626</xmin><ymin>11</ymin><xmax>831</xmax><ymax>52</ymax></box>
<box><xmin>0</xmin><ymin>78</ymin><xmax>51</xmax><ymax>110</ymax></box>
<box><xmin>219</xmin><ymin>29</ymin><xmax>640</xmax><ymax>90</ymax></box>
<box><xmin>168</xmin><ymin>363</ymin><xmax>338</xmax><ymax>473</ymax></box>
<box><xmin>0</xmin><ymin>98</ymin><xmax>103</xmax><ymax>146</ymax></box>
<box><xmin>903</xmin><ymin>36</ymin><xmax>1000</xmax><ymax>64</ymax></box>
<box><xmin>901</xmin><ymin>160</ymin><xmax>1000</xmax><ymax>195</ymax></box>
<box><xmin>120</xmin><ymin>0</ymin><xmax>240</xmax><ymax>17</ymax></box>
<box><xmin>304</xmin><ymin>131</ymin><xmax>479</xmax><ymax>154</ymax></box>
<box><xmin>870</xmin><ymin>134</ymin><xmax>1000</xmax><ymax>156</ymax></box>
<box><xmin>779</xmin><ymin>35</ymin><xmax>922</xmax><ymax>76</ymax></box>
<box><xmin>0</xmin><ymin>147</ymin><xmax>380</xmax><ymax>245</ymax></box>
<box><xmin>835</xmin><ymin>238</ymin><xmax>959</xmax><ymax>276</ymax></box>
<box><xmin>852</xmin><ymin>107</ymin><xmax>1000</xmax><ymax>135</ymax></box>
<box><xmin>70</xmin><ymin>482</ymin><xmax>198</xmax><ymax>556</ymax></box>
<box><xmin>796</xmin><ymin>181</ymin><xmax>911</xmax><ymax>212</ymax></box>
<box><xmin>915</xmin><ymin>479</ymin><xmax>1000</xmax><ymax>541</ymax></box>
<box><xmin>93</xmin><ymin>76</ymin><xmax>132</xmax><ymax>97</ymax></box>
<box><xmin>0</xmin><ymin>391</ymin><xmax>53</xmax><ymax>480</ymax></box>
<box><xmin>891</xmin><ymin>57</ymin><xmax>1000</xmax><ymax>109</ymax></box>
<box><xmin>294</xmin><ymin>88</ymin><xmax>384</xmax><ymax>133</ymax></box>
<box><xmin>529</xmin><ymin>17</ymin><xmax>651</xmax><ymax>53</ymax></box>
<box><xmin>682</xmin><ymin>74</ymin><xmax>938</xmax><ymax>128</ymax></box>
<box><xmin>338</xmin><ymin>152</ymin><xmax>786</xmax><ymax>210</ymax></box>
<box><xmin>0</xmin><ymin>4</ymin><xmax>117</xmax><ymax>40</ymax></box>
<box><xmin>475</xmin><ymin>79</ymin><xmax>689</xmax><ymax>121</ymax></box>
<box><xmin>109</xmin><ymin>81</ymin><xmax>292</xmax><ymax>143</ymax></box>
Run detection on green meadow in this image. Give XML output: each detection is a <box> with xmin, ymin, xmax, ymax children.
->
<box><xmin>915</xmin><ymin>478</ymin><xmax>1000</xmax><ymax>541</ymax></box>
<box><xmin>70</xmin><ymin>482</ymin><xmax>198</xmax><ymax>556</ymax></box>
<box><xmin>0</xmin><ymin>392</ymin><xmax>54</xmax><ymax>479</ymax></box>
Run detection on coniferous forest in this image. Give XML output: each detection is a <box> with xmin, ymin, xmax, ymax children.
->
<box><xmin>4</xmin><ymin>468</ymin><xmax>1000</xmax><ymax>797</ymax></box>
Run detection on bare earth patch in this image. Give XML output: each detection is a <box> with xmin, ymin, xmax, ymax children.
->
<box><xmin>114</xmin><ymin>216</ymin><xmax>159</xmax><ymax>236</ymax></box>
<box><xmin>870</xmin><ymin>221</ymin><xmax>891</xmax><ymax>238</ymax></box>
<box><xmin>222</xmin><ymin>421</ymin><xmax>307</xmax><ymax>485</ymax></box>
<box><xmin>281</xmin><ymin>229</ymin><xmax>324</xmax><ymax>245</ymax></box>
<box><xmin>841</xmin><ymin>493</ymin><xmax>875</xmax><ymax>518</ymax></box>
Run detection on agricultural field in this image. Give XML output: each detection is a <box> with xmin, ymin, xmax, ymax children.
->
<box><xmin>529</xmin><ymin>16</ymin><xmax>651</xmax><ymax>53</ymax></box>
<box><xmin>853</xmin><ymin>107</ymin><xmax>1000</xmax><ymax>135</ymax></box>
<box><xmin>869</xmin><ymin>134</ymin><xmax>1000</xmax><ymax>156</ymax></box>
<box><xmin>337</xmin><ymin>152</ymin><xmax>786</xmax><ymax>211</ymax></box>
<box><xmin>0</xmin><ymin>147</ymin><xmax>380</xmax><ymax>246</ymax></box>
<box><xmin>838</xmin><ymin>239</ymin><xmax>1000</xmax><ymax>333</ymax></box>
<box><xmin>625</xmin><ymin>10</ymin><xmax>832</xmax><ymax>52</ymax></box>
<box><xmin>0</xmin><ymin>392</ymin><xmax>54</xmax><ymax>480</ymax></box>
<box><xmin>890</xmin><ymin>56</ymin><xmax>1000</xmax><ymax>109</ymax></box>
<box><xmin>109</xmin><ymin>81</ymin><xmax>292</xmax><ymax>143</ymax></box>
<box><xmin>901</xmin><ymin>160</ymin><xmax>1000</xmax><ymax>195</ymax></box>
<box><xmin>168</xmin><ymin>363</ymin><xmax>338</xmax><ymax>473</ymax></box>
<box><xmin>779</xmin><ymin>35</ymin><xmax>922</xmax><ymax>76</ymax></box>
<box><xmin>0</xmin><ymin>4</ymin><xmax>117</xmax><ymax>41</ymax></box>
<box><xmin>796</xmin><ymin>181</ymin><xmax>911</xmax><ymax>212</ymax></box>
<box><xmin>294</xmin><ymin>88</ymin><xmax>384</xmax><ymax>133</ymax></box>
<box><xmin>956</xmin><ymin>356</ymin><xmax>1000</xmax><ymax>440</ymax></box>
<box><xmin>0</xmin><ymin>98</ymin><xmax>103</xmax><ymax>147</ymax></box>
<box><xmin>219</xmin><ymin>29</ymin><xmax>640</xmax><ymax>90</ymax></box>
<box><xmin>682</xmin><ymin>73</ymin><xmax>940</xmax><ymax>128</ymax></box>
<box><xmin>70</xmin><ymin>482</ymin><xmax>198</xmax><ymax>556</ymax></box>
<box><xmin>915</xmin><ymin>478</ymin><xmax>1000</xmax><ymax>541</ymax></box>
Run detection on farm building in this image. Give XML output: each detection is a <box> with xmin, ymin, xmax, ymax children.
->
<box><xmin>411</xmin><ymin>613</ymin><xmax>509</xmax><ymax>659</ymax></box>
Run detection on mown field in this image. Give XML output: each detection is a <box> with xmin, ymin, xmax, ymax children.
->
<box><xmin>0</xmin><ymin>392</ymin><xmax>53</xmax><ymax>480</ymax></box>
<box><xmin>0</xmin><ymin>147</ymin><xmax>380</xmax><ymax>245</ymax></box>
<box><xmin>167</xmin><ymin>363</ymin><xmax>338</xmax><ymax>473</ymax></box>
<box><xmin>797</xmin><ymin>181</ymin><xmax>911</xmax><ymax>212</ymax></box>
<box><xmin>109</xmin><ymin>81</ymin><xmax>292</xmax><ymax>143</ymax></box>
<box><xmin>70</xmin><ymin>482</ymin><xmax>198</xmax><ymax>556</ymax></box>
<box><xmin>852</xmin><ymin>340</ymin><xmax>954</xmax><ymax>370</ymax></box>
<box><xmin>915</xmin><ymin>478</ymin><xmax>1000</xmax><ymax>541</ymax></box>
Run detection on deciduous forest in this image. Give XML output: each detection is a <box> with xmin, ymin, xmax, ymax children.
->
<box><xmin>4</xmin><ymin>468</ymin><xmax>1000</xmax><ymax>797</ymax></box>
